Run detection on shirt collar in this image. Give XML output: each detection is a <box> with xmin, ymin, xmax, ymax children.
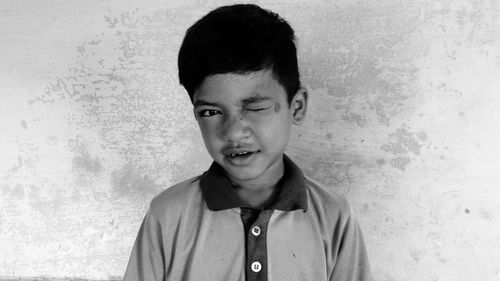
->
<box><xmin>200</xmin><ymin>154</ymin><xmax>308</xmax><ymax>212</ymax></box>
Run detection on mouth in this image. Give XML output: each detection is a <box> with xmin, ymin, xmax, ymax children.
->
<box><xmin>224</xmin><ymin>150</ymin><xmax>259</xmax><ymax>165</ymax></box>
<box><xmin>228</xmin><ymin>151</ymin><xmax>255</xmax><ymax>158</ymax></box>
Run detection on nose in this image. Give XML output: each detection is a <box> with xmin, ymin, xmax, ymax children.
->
<box><xmin>222</xmin><ymin>114</ymin><xmax>251</xmax><ymax>143</ymax></box>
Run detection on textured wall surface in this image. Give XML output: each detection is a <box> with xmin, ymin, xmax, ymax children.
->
<box><xmin>1</xmin><ymin>0</ymin><xmax>499</xmax><ymax>280</ymax></box>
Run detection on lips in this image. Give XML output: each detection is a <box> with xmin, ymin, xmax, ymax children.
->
<box><xmin>227</xmin><ymin>151</ymin><xmax>254</xmax><ymax>157</ymax></box>
<box><xmin>223</xmin><ymin>147</ymin><xmax>257</xmax><ymax>156</ymax></box>
<box><xmin>222</xmin><ymin>148</ymin><xmax>259</xmax><ymax>165</ymax></box>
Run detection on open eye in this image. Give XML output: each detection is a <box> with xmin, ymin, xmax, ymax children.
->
<box><xmin>198</xmin><ymin>109</ymin><xmax>221</xmax><ymax>117</ymax></box>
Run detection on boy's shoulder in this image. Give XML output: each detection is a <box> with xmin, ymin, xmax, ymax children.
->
<box><xmin>303</xmin><ymin>175</ymin><xmax>354</xmax><ymax>219</ymax></box>
<box><xmin>147</xmin><ymin>175</ymin><xmax>204</xmax><ymax>219</ymax></box>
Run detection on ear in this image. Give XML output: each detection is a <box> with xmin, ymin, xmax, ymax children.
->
<box><xmin>290</xmin><ymin>88</ymin><xmax>308</xmax><ymax>125</ymax></box>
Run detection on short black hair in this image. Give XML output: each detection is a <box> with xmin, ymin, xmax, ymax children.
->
<box><xmin>178</xmin><ymin>4</ymin><xmax>300</xmax><ymax>104</ymax></box>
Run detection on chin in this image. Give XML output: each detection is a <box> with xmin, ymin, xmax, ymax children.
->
<box><xmin>229</xmin><ymin>166</ymin><xmax>265</xmax><ymax>181</ymax></box>
<box><xmin>222</xmin><ymin>152</ymin><xmax>283</xmax><ymax>182</ymax></box>
<box><xmin>219</xmin><ymin>160</ymin><xmax>261</xmax><ymax>180</ymax></box>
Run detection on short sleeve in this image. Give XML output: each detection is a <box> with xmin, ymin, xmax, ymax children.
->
<box><xmin>123</xmin><ymin>210</ymin><xmax>165</xmax><ymax>281</ymax></box>
<box><xmin>329</xmin><ymin>208</ymin><xmax>373</xmax><ymax>281</ymax></box>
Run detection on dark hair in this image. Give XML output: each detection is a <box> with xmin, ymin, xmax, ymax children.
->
<box><xmin>178</xmin><ymin>4</ymin><xmax>300</xmax><ymax>104</ymax></box>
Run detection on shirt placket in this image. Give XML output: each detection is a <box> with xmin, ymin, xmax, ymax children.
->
<box><xmin>240</xmin><ymin>208</ymin><xmax>274</xmax><ymax>281</ymax></box>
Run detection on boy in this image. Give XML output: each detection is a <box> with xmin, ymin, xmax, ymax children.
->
<box><xmin>123</xmin><ymin>4</ymin><xmax>372</xmax><ymax>281</ymax></box>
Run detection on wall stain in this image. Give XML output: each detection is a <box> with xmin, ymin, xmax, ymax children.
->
<box><xmin>20</xmin><ymin>120</ymin><xmax>28</xmax><ymax>129</ymax></box>
<box><xmin>46</xmin><ymin>136</ymin><xmax>58</xmax><ymax>145</ymax></box>
<box><xmin>111</xmin><ymin>163</ymin><xmax>158</xmax><ymax>195</ymax></box>
<box><xmin>479</xmin><ymin>210</ymin><xmax>492</xmax><ymax>221</ymax></box>
<box><xmin>388</xmin><ymin>157</ymin><xmax>412</xmax><ymax>171</ymax></box>
<box><xmin>379</xmin><ymin>125</ymin><xmax>429</xmax><ymax>170</ymax></box>
<box><xmin>5</xmin><ymin>155</ymin><xmax>23</xmax><ymax>176</ymax></box>
<box><xmin>70</xmin><ymin>140</ymin><xmax>103</xmax><ymax>176</ymax></box>
<box><xmin>68</xmin><ymin>137</ymin><xmax>104</xmax><ymax>187</ymax></box>
<box><xmin>11</xmin><ymin>184</ymin><xmax>25</xmax><ymax>199</ymax></box>
<box><xmin>1</xmin><ymin>183</ymin><xmax>26</xmax><ymax>200</ymax></box>
<box><xmin>376</xmin><ymin>158</ymin><xmax>386</xmax><ymax>166</ymax></box>
<box><xmin>341</xmin><ymin>112</ymin><xmax>367</xmax><ymax>127</ymax></box>
<box><xmin>409</xmin><ymin>249</ymin><xmax>421</xmax><ymax>262</ymax></box>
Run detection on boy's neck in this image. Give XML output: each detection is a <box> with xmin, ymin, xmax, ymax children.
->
<box><xmin>234</xmin><ymin>182</ymin><xmax>281</xmax><ymax>209</ymax></box>
<box><xmin>229</xmin><ymin>157</ymin><xmax>285</xmax><ymax>209</ymax></box>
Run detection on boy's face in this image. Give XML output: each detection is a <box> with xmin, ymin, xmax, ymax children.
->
<box><xmin>193</xmin><ymin>69</ymin><xmax>307</xmax><ymax>186</ymax></box>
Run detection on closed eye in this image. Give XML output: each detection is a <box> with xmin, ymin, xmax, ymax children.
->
<box><xmin>245</xmin><ymin>106</ymin><xmax>271</xmax><ymax>112</ymax></box>
<box><xmin>198</xmin><ymin>109</ymin><xmax>221</xmax><ymax>117</ymax></box>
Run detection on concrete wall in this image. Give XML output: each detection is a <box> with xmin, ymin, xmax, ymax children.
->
<box><xmin>1</xmin><ymin>0</ymin><xmax>499</xmax><ymax>280</ymax></box>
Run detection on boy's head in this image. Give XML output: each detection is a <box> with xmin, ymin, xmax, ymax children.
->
<box><xmin>178</xmin><ymin>4</ymin><xmax>307</xmax><ymax>187</ymax></box>
<box><xmin>178</xmin><ymin>4</ymin><xmax>300</xmax><ymax>104</ymax></box>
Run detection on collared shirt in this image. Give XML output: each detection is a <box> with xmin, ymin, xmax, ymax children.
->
<box><xmin>123</xmin><ymin>155</ymin><xmax>372</xmax><ymax>281</ymax></box>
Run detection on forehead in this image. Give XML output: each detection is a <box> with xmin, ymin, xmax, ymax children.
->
<box><xmin>193</xmin><ymin>70</ymin><xmax>287</xmax><ymax>104</ymax></box>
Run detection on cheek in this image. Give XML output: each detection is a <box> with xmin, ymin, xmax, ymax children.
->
<box><xmin>198</xmin><ymin>122</ymin><xmax>221</xmax><ymax>143</ymax></box>
<box><xmin>253</xmin><ymin>115</ymin><xmax>290</xmax><ymax>138</ymax></box>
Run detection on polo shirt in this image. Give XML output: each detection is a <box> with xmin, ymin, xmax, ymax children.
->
<box><xmin>123</xmin><ymin>154</ymin><xmax>372</xmax><ymax>281</ymax></box>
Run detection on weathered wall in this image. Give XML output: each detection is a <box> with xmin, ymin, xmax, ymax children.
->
<box><xmin>1</xmin><ymin>0</ymin><xmax>499</xmax><ymax>280</ymax></box>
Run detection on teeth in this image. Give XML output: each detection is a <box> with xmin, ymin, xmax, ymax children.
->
<box><xmin>231</xmin><ymin>152</ymin><xmax>250</xmax><ymax>157</ymax></box>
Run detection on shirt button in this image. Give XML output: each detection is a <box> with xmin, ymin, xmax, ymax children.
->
<box><xmin>251</xmin><ymin>226</ymin><xmax>261</xmax><ymax>236</ymax></box>
<box><xmin>251</xmin><ymin>261</ymin><xmax>262</xmax><ymax>272</ymax></box>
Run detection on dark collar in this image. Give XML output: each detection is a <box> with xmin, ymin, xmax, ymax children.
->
<box><xmin>200</xmin><ymin>154</ymin><xmax>308</xmax><ymax>212</ymax></box>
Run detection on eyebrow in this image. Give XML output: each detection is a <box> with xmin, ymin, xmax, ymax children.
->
<box><xmin>193</xmin><ymin>100</ymin><xmax>221</xmax><ymax>108</ymax></box>
<box><xmin>241</xmin><ymin>95</ymin><xmax>272</xmax><ymax>105</ymax></box>
<box><xmin>193</xmin><ymin>94</ymin><xmax>272</xmax><ymax>108</ymax></box>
